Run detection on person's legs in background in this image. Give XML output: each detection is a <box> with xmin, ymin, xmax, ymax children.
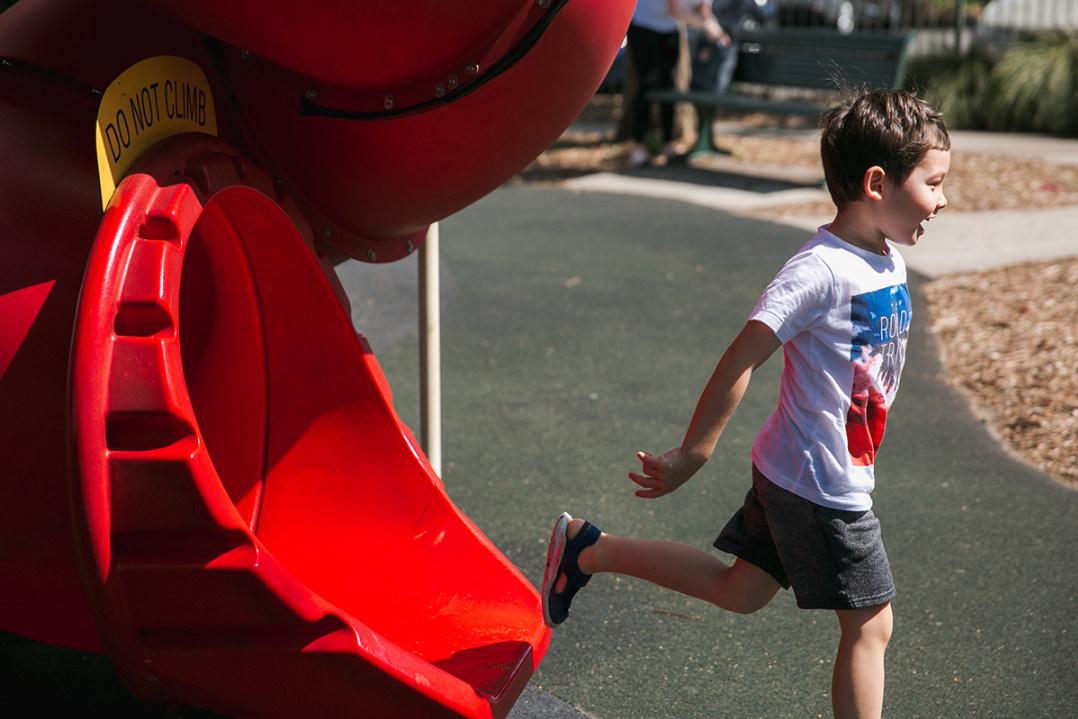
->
<box><xmin>626</xmin><ymin>24</ymin><xmax>680</xmax><ymax>167</ymax></box>
<box><xmin>655</xmin><ymin>27</ymin><xmax>681</xmax><ymax>157</ymax></box>
<box><xmin>714</xmin><ymin>39</ymin><xmax>739</xmax><ymax>95</ymax></box>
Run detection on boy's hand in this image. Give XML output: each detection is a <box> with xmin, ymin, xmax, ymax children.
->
<box><xmin>629</xmin><ymin>448</ymin><xmax>705</xmax><ymax>499</ymax></box>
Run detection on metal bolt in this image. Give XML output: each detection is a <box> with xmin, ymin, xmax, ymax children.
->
<box><xmin>536</xmin><ymin>0</ymin><xmax>551</xmax><ymax>7</ymax></box>
<box><xmin>321</xmin><ymin>227</ymin><xmax>332</xmax><ymax>240</ymax></box>
<box><xmin>406</xmin><ymin>240</ymin><xmax>415</xmax><ymax>254</ymax></box>
<box><xmin>1</xmin><ymin>59</ymin><xmax>12</xmax><ymax>68</ymax></box>
<box><xmin>447</xmin><ymin>75</ymin><xmax>459</xmax><ymax>90</ymax></box>
<box><xmin>465</xmin><ymin>63</ymin><xmax>479</xmax><ymax>76</ymax></box>
<box><xmin>239</xmin><ymin>49</ymin><xmax>251</xmax><ymax>61</ymax></box>
<box><xmin>367</xmin><ymin>249</ymin><xmax>377</xmax><ymax>262</ymax></box>
<box><xmin>434</xmin><ymin>83</ymin><xmax>446</xmax><ymax>98</ymax></box>
<box><xmin>304</xmin><ymin>88</ymin><xmax>319</xmax><ymax>101</ymax></box>
<box><xmin>384</xmin><ymin>94</ymin><xmax>395</xmax><ymax>110</ymax></box>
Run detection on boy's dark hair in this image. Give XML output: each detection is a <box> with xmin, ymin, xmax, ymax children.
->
<box><xmin>820</xmin><ymin>89</ymin><xmax>950</xmax><ymax>208</ymax></box>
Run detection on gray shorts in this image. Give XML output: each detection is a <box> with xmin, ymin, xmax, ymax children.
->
<box><xmin>714</xmin><ymin>466</ymin><xmax>896</xmax><ymax>610</ymax></box>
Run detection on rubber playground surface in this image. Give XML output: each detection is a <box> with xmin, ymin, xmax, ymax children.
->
<box><xmin>4</xmin><ymin>185</ymin><xmax>1076</xmax><ymax>717</ymax></box>
<box><xmin>381</xmin><ymin>187</ymin><xmax>1077</xmax><ymax>718</ymax></box>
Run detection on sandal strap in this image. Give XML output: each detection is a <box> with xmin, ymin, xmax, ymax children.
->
<box><xmin>560</xmin><ymin>520</ymin><xmax>601</xmax><ymax>598</ymax></box>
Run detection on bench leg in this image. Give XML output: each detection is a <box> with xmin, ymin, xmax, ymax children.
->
<box><xmin>690</xmin><ymin>105</ymin><xmax>730</xmax><ymax>157</ymax></box>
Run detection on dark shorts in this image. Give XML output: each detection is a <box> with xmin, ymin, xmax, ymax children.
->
<box><xmin>714</xmin><ymin>466</ymin><xmax>897</xmax><ymax>610</ymax></box>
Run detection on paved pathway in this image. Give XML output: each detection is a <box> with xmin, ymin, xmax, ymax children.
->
<box><xmin>216</xmin><ymin>125</ymin><xmax>1078</xmax><ymax>716</ymax></box>
<box><xmin>561</xmin><ymin>127</ymin><xmax>1078</xmax><ymax>278</ymax></box>
<box><xmin>373</xmin><ymin>185</ymin><xmax>1077</xmax><ymax>718</ymax></box>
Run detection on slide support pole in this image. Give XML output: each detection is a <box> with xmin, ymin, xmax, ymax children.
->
<box><xmin>419</xmin><ymin>222</ymin><xmax>442</xmax><ymax>476</ymax></box>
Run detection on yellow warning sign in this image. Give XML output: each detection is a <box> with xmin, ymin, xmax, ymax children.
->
<box><xmin>95</xmin><ymin>56</ymin><xmax>218</xmax><ymax>210</ymax></box>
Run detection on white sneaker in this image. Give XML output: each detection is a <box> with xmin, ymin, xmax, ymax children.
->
<box><xmin>662</xmin><ymin>142</ymin><xmax>688</xmax><ymax>164</ymax></box>
<box><xmin>626</xmin><ymin>146</ymin><xmax>650</xmax><ymax>168</ymax></box>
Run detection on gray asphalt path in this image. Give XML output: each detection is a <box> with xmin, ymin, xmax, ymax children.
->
<box><xmin>373</xmin><ymin>185</ymin><xmax>1077</xmax><ymax>719</ymax></box>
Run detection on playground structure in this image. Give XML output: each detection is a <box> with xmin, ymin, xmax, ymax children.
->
<box><xmin>0</xmin><ymin>0</ymin><xmax>632</xmax><ymax>716</ymax></box>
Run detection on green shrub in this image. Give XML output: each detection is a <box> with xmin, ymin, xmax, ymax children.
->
<box><xmin>905</xmin><ymin>52</ymin><xmax>995</xmax><ymax>130</ymax></box>
<box><xmin>985</xmin><ymin>32</ymin><xmax>1078</xmax><ymax>136</ymax></box>
<box><xmin>904</xmin><ymin>33</ymin><xmax>1078</xmax><ymax>137</ymax></box>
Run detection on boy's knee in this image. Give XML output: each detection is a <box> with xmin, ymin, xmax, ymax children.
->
<box><xmin>715</xmin><ymin>560</ymin><xmax>780</xmax><ymax>614</ymax></box>
<box><xmin>726</xmin><ymin>596</ymin><xmax>768</xmax><ymax>615</ymax></box>
<box><xmin>838</xmin><ymin>603</ymin><xmax>893</xmax><ymax>648</ymax></box>
<box><xmin>721</xmin><ymin>586</ymin><xmax>776</xmax><ymax>614</ymax></box>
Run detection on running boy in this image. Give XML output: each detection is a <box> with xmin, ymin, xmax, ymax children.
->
<box><xmin>542</xmin><ymin>89</ymin><xmax>951</xmax><ymax>719</ymax></box>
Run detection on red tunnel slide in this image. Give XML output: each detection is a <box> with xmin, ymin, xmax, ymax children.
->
<box><xmin>0</xmin><ymin>0</ymin><xmax>632</xmax><ymax>715</ymax></box>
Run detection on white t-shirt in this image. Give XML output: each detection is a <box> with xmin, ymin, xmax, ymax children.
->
<box><xmin>749</xmin><ymin>227</ymin><xmax>912</xmax><ymax>510</ymax></box>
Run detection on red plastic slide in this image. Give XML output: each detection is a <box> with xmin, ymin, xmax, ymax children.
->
<box><xmin>0</xmin><ymin>0</ymin><xmax>632</xmax><ymax>715</ymax></box>
<box><xmin>71</xmin><ymin>140</ymin><xmax>549</xmax><ymax>717</ymax></box>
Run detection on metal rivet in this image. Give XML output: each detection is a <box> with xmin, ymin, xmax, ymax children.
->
<box><xmin>536</xmin><ymin>0</ymin><xmax>551</xmax><ymax>7</ymax></box>
<box><xmin>406</xmin><ymin>240</ymin><xmax>415</xmax><ymax>254</ymax></box>
<box><xmin>465</xmin><ymin>63</ymin><xmax>479</xmax><ymax>76</ymax></box>
<box><xmin>239</xmin><ymin>49</ymin><xmax>251</xmax><ymax>61</ymax></box>
<box><xmin>321</xmin><ymin>227</ymin><xmax>332</xmax><ymax>240</ymax></box>
<box><xmin>384</xmin><ymin>94</ymin><xmax>395</xmax><ymax>110</ymax></box>
<box><xmin>447</xmin><ymin>75</ymin><xmax>459</xmax><ymax>90</ymax></box>
<box><xmin>434</xmin><ymin>83</ymin><xmax>446</xmax><ymax>98</ymax></box>
<box><xmin>304</xmin><ymin>88</ymin><xmax>319</xmax><ymax>101</ymax></box>
<box><xmin>1</xmin><ymin>59</ymin><xmax>13</xmax><ymax>68</ymax></box>
<box><xmin>367</xmin><ymin>249</ymin><xmax>377</xmax><ymax>261</ymax></box>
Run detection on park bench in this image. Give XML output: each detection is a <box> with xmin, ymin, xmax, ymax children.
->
<box><xmin>646</xmin><ymin>29</ymin><xmax>913</xmax><ymax>155</ymax></box>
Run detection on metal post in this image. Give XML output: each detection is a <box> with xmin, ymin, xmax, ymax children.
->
<box><xmin>419</xmin><ymin>222</ymin><xmax>442</xmax><ymax>476</ymax></box>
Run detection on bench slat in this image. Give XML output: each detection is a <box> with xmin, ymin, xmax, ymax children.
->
<box><xmin>737</xmin><ymin>51</ymin><xmax>906</xmax><ymax>90</ymax></box>
<box><xmin>640</xmin><ymin>30</ymin><xmax>912</xmax><ymax>153</ymax></box>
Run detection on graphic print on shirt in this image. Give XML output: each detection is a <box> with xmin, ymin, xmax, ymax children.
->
<box><xmin>847</xmin><ymin>284</ymin><xmax>912</xmax><ymax>466</ymax></box>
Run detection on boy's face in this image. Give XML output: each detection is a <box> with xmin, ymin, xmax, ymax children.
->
<box><xmin>878</xmin><ymin>148</ymin><xmax>951</xmax><ymax>247</ymax></box>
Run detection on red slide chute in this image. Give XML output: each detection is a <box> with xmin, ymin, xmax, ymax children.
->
<box><xmin>0</xmin><ymin>0</ymin><xmax>632</xmax><ymax>715</ymax></box>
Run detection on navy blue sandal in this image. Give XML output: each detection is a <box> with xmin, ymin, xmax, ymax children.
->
<box><xmin>542</xmin><ymin>512</ymin><xmax>601</xmax><ymax>627</ymax></box>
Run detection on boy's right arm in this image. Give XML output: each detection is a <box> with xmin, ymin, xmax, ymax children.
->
<box><xmin>630</xmin><ymin>320</ymin><xmax>780</xmax><ymax>499</ymax></box>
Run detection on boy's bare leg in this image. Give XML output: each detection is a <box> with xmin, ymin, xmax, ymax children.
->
<box><xmin>832</xmin><ymin>603</ymin><xmax>893</xmax><ymax>719</ymax></box>
<box><xmin>556</xmin><ymin>518</ymin><xmax>780</xmax><ymax>614</ymax></box>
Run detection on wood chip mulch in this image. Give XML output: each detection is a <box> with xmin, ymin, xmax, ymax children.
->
<box><xmin>717</xmin><ymin>135</ymin><xmax>1078</xmax><ymax>216</ymax></box>
<box><xmin>923</xmin><ymin>259</ymin><xmax>1078</xmax><ymax>487</ymax></box>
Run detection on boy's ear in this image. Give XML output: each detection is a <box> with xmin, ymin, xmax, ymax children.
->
<box><xmin>862</xmin><ymin>166</ymin><xmax>886</xmax><ymax>201</ymax></box>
